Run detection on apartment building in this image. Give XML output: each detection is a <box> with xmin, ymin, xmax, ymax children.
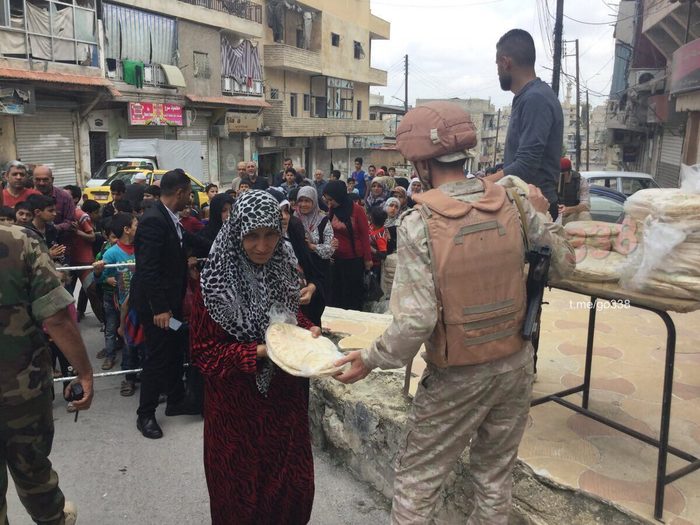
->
<box><xmin>606</xmin><ymin>0</ymin><xmax>699</xmax><ymax>187</ymax></box>
<box><xmin>1</xmin><ymin>0</ymin><xmax>270</xmax><ymax>185</ymax></box>
<box><xmin>258</xmin><ymin>0</ymin><xmax>389</xmax><ymax>179</ymax></box>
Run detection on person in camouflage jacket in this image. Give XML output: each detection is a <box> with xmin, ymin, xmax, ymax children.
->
<box><xmin>0</xmin><ymin>220</ymin><xmax>94</xmax><ymax>525</ymax></box>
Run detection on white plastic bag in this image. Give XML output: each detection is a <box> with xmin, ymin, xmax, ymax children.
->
<box><xmin>680</xmin><ymin>163</ymin><xmax>700</xmax><ymax>194</ymax></box>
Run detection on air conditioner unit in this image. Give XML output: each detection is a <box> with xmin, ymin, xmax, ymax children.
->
<box><xmin>222</xmin><ymin>77</ymin><xmax>233</xmax><ymax>92</ymax></box>
<box><xmin>143</xmin><ymin>65</ymin><xmax>153</xmax><ymax>84</ymax></box>
<box><xmin>630</xmin><ymin>69</ymin><xmax>664</xmax><ymax>88</ymax></box>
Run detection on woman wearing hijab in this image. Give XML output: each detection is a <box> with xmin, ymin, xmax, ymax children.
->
<box><xmin>365</xmin><ymin>177</ymin><xmax>389</xmax><ymax>210</ymax></box>
<box><xmin>383</xmin><ymin>196</ymin><xmax>401</xmax><ymax>255</ymax></box>
<box><xmin>195</xmin><ymin>193</ymin><xmax>234</xmax><ymax>257</ymax></box>
<box><xmin>391</xmin><ymin>186</ymin><xmax>409</xmax><ymax>212</ymax></box>
<box><xmin>407</xmin><ymin>177</ymin><xmax>423</xmax><ymax>208</ymax></box>
<box><xmin>323</xmin><ymin>180</ymin><xmax>372</xmax><ymax>310</ymax></box>
<box><xmin>190</xmin><ymin>191</ymin><xmax>319</xmax><ymax>525</ymax></box>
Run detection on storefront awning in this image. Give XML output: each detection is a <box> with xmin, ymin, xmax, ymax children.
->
<box><xmin>186</xmin><ymin>94</ymin><xmax>271</xmax><ymax>109</ymax></box>
<box><xmin>0</xmin><ymin>68</ymin><xmax>121</xmax><ymax>97</ymax></box>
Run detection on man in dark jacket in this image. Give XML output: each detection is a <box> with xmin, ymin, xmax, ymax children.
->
<box><xmin>131</xmin><ymin>169</ymin><xmax>197</xmax><ymax>439</ymax></box>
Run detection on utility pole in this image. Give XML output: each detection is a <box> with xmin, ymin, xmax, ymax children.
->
<box><xmin>404</xmin><ymin>54</ymin><xmax>409</xmax><ymax>114</ymax></box>
<box><xmin>493</xmin><ymin>108</ymin><xmax>501</xmax><ymax>165</ymax></box>
<box><xmin>575</xmin><ymin>39</ymin><xmax>581</xmax><ymax>170</ymax></box>
<box><xmin>552</xmin><ymin>0</ymin><xmax>565</xmax><ymax>96</ymax></box>
<box><xmin>586</xmin><ymin>89</ymin><xmax>590</xmax><ymax>170</ymax></box>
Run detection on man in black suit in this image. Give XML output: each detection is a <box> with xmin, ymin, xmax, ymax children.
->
<box><xmin>131</xmin><ymin>169</ymin><xmax>197</xmax><ymax>439</ymax></box>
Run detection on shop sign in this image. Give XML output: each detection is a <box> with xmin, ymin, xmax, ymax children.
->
<box><xmin>128</xmin><ymin>102</ymin><xmax>183</xmax><ymax>126</ymax></box>
<box><xmin>226</xmin><ymin>111</ymin><xmax>259</xmax><ymax>133</ymax></box>
<box><xmin>670</xmin><ymin>38</ymin><xmax>700</xmax><ymax>95</ymax></box>
<box><xmin>347</xmin><ymin>135</ymin><xmax>384</xmax><ymax>149</ymax></box>
<box><xmin>623</xmin><ymin>145</ymin><xmax>638</xmax><ymax>162</ymax></box>
<box><xmin>0</xmin><ymin>86</ymin><xmax>34</xmax><ymax>115</ymax></box>
<box><xmin>327</xmin><ymin>77</ymin><xmax>354</xmax><ymax>90</ymax></box>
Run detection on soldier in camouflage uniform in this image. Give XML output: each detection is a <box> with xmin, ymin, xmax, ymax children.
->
<box><xmin>0</xmin><ymin>219</ymin><xmax>94</xmax><ymax>525</ymax></box>
<box><xmin>335</xmin><ymin>101</ymin><xmax>574</xmax><ymax>524</ymax></box>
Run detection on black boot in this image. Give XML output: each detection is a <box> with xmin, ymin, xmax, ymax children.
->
<box><xmin>137</xmin><ymin>415</ymin><xmax>163</xmax><ymax>439</ymax></box>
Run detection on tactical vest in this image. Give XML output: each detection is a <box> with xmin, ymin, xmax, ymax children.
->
<box><xmin>412</xmin><ymin>181</ymin><xmax>526</xmax><ymax>367</ymax></box>
<box><xmin>558</xmin><ymin>171</ymin><xmax>581</xmax><ymax>207</ymax></box>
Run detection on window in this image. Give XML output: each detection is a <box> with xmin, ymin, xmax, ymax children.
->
<box><xmin>353</xmin><ymin>41</ymin><xmax>365</xmax><ymax>60</ymax></box>
<box><xmin>303</xmin><ymin>94</ymin><xmax>310</xmax><ymax>112</ymax></box>
<box><xmin>331</xmin><ymin>33</ymin><xmax>340</xmax><ymax>47</ymax></box>
<box><xmin>357</xmin><ymin>100</ymin><xmax>362</xmax><ymax>120</ymax></box>
<box><xmin>290</xmin><ymin>93</ymin><xmax>298</xmax><ymax>117</ymax></box>
<box><xmin>193</xmin><ymin>52</ymin><xmax>210</xmax><ymax>79</ymax></box>
<box><xmin>270</xmin><ymin>88</ymin><xmax>280</xmax><ymax>100</ymax></box>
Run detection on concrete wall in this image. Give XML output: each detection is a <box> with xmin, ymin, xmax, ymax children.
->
<box><xmin>309</xmin><ymin>373</ymin><xmax>653</xmax><ymax>525</ymax></box>
<box><xmin>178</xmin><ymin>20</ymin><xmax>222</xmax><ymax>98</ymax></box>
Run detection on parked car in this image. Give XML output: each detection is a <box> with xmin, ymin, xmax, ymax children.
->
<box><xmin>581</xmin><ymin>171</ymin><xmax>659</xmax><ymax>197</ymax></box>
<box><xmin>83</xmin><ymin>169</ymin><xmax>210</xmax><ymax>207</ymax></box>
<box><xmin>588</xmin><ymin>185</ymin><xmax>627</xmax><ymax>223</ymax></box>
<box><xmin>85</xmin><ymin>158</ymin><xmax>157</xmax><ymax>188</ymax></box>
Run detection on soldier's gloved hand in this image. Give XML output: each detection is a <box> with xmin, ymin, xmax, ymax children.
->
<box><xmin>527</xmin><ymin>185</ymin><xmax>550</xmax><ymax>214</ymax></box>
<box><xmin>333</xmin><ymin>350</ymin><xmax>371</xmax><ymax>384</ymax></box>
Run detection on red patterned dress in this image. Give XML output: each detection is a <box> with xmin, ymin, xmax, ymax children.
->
<box><xmin>189</xmin><ymin>282</ymin><xmax>315</xmax><ymax>525</ymax></box>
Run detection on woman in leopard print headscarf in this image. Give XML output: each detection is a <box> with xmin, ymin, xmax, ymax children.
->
<box><xmin>189</xmin><ymin>190</ymin><xmax>318</xmax><ymax>525</ymax></box>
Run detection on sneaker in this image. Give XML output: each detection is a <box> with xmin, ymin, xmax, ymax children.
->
<box><xmin>120</xmin><ymin>380</ymin><xmax>136</xmax><ymax>397</ymax></box>
<box><xmin>64</xmin><ymin>501</ymin><xmax>78</xmax><ymax>525</ymax></box>
<box><xmin>101</xmin><ymin>357</ymin><xmax>116</xmax><ymax>370</ymax></box>
<box><xmin>96</xmin><ymin>348</ymin><xmax>106</xmax><ymax>359</ymax></box>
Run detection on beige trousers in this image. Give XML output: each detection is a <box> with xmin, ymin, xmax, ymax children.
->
<box><xmin>391</xmin><ymin>359</ymin><xmax>534</xmax><ymax>525</ymax></box>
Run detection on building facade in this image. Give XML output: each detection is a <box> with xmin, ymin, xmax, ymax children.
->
<box><xmin>258</xmin><ymin>0</ymin><xmax>389</xmax><ymax>180</ymax></box>
<box><xmin>606</xmin><ymin>0</ymin><xmax>699</xmax><ymax>187</ymax></box>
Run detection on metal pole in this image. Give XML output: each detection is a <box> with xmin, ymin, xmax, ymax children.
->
<box><xmin>685</xmin><ymin>0</ymin><xmax>694</xmax><ymax>44</ymax></box>
<box><xmin>552</xmin><ymin>0</ymin><xmax>565</xmax><ymax>96</ymax></box>
<box><xmin>404</xmin><ymin>54</ymin><xmax>409</xmax><ymax>114</ymax></box>
<box><xmin>575</xmin><ymin>39</ymin><xmax>582</xmax><ymax>171</ymax></box>
<box><xmin>586</xmin><ymin>89</ymin><xmax>590</xmax><ymax>170</ymax></box>
<box><xmin>493</xmin><ymin>108</ymin><xmax>501</xmax><ymax>165</ymax></box>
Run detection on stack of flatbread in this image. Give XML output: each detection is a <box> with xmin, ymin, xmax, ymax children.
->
<box><xmin>266</xmin><ymin>323</ymin><xmax>347</xmax><ymax>378</ymax></box>
<box><xmin>564</xmin><ymin>221</ymin><xmax>627</xmax><ymax>282</ymax></box>
<box><xmin>620</xmin><ymin>188</ymin><xmax>700</xmax><ymax>300</ymax></box>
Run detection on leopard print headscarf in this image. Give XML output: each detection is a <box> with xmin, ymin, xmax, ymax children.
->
<box><xmin>201</xmin><ymin>190</ymin><xmax>300</xmax><ymax>394</ymax></box>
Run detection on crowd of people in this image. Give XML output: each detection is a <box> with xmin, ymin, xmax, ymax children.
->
<box><xmin>1</xmin><ymin>27</ymin><xmax>579</xmax><ymax>525</ymax></box>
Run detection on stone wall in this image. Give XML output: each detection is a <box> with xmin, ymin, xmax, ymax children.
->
<box><xmin>309</xmin><ymin>371</ymin><xmax>652</xmax><ymax>525</ymax></box>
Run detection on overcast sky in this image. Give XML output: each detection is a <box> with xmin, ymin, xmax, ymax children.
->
<box><xmin>368</xmin><ymin>0</ymin><xmax>620</xmax><ymax>110</ymax></box>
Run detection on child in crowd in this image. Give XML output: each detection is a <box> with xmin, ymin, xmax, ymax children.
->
<box><xmin>202</xmin><ymin>183</ymin><xmax>218</xmax><ymax>220</ymax></box>
<box><xmin>368</xmin><ymin>207</ymin><xmax>389</xmax><ymax>282</ymax></box>
<box><xmin>0</xmin><ymin>206</ymin><xmax>15</xmax><ymax>224</ymax></box>
<box><xmin>26</xmin><ymin>193</ymin><xmax>66</xmax><ymax>262</ymax></box>
<box><xmin>93</xmin><ymin>220</ymin><xmax>120</xmax><ymax>369</ymax></box>
<box><xmin>143</xmin><ymin>185</ymin><xmax>161</xmax><ymax>201</ymax></box>
<box><xmin>14</xmin><ymin>201</ymin><xmax>33</xmax><ymax>226</ymax></box>
<box><xmin>330</xmin><ymin>170</ymin><xmax>341</xmax><ymax>181</ymax></box>
<box><xmin>95</xmin><ymin>213</ymin><xmax>141</xmax><ymax>395</ymax></box>
<box><xmin>180</xmin><ymin>193</ymin><xmax>204</xmax><ymax>233</ymax></box>
<box><xmin>346</xmin><ymin>178</ymin><xmax>360</xmax><ymax>195</ymax></box>
<box><xmin>281</xmin><ymin>168</ymin><xmax>298</xmax><ymax>195</ymax></box>
<box><xmin>238</xmin><ymin>179</ymin><xmax>251</xmax><ymax>194</ymax></box>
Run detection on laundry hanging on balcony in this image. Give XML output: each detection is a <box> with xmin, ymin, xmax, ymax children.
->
<box><xmin>221</xmin><ymin>36</ymin><xmax>262</xmax><ymax>88</ymax></box>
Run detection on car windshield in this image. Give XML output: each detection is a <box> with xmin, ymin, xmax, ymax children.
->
<box><xmin>109</xmin><ymin>171</ymin><xmax>151</xmax><ymax>184</ymax></box>
<box><xmin>152</xmin><ymin>173</ymin><xmax>203</xmax><ymax>193</ymax></box>
<box><xmin>94</xmin><ymin>161</ymin><xmax>154</xmax><ymax>180</ymax></box>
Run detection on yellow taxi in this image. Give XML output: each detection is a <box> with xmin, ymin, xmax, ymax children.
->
<box><xmin>83</xmin><ymin>169</ymin><xmax>210</xmax><ymax>208</ymax></box>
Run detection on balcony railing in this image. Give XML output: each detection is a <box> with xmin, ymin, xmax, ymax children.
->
<box><xmin>107</xmin><ymin>61</ymin><xmax>175</xmax><ymax>89</ymax></box>
<box><xmin>222</xmin><ymin>76</ymin><xmax>264</xmax><ymax>97</ymax></box>
<box><xmin>178</xmin><ymin>0</ymin><xmax>262</xmax><ymax>24</ymax></box>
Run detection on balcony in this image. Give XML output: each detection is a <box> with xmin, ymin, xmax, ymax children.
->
<box><xmin>367</xmin><ymin>67</ymin><xmax>388</xmax><ymax>87</ymax></box>
<box><xmin>178</xmin><ymin>0</ymin><xmax>262</xmax><ymax>23</ymax></box>
<box><xmin>107</xmin><ymin>61</ymin><xmax>180</xmax><ymax>90</ymax></box>
<box><xmin>222</xmin><ymin>76</ymin><xmax>264</xmax><ymax>97</ymax></box>
<box><xmin>642</xmin><ymin>0</ymin><xmax>699</xmax><ymax>59</ymax></box>
<box><xmin>370</xmin><ymin>14</ymin><xmax>390</xmax><ymax>40</ymax></box>
<box><xmin>264</xmin><ymin>44</ymin><xmax>322</xmax><ymax>75</ymax></box>
<box><xmin>263</xmin><ymin>100</ymin><xmax>384</xmax><ymax>137</ymax></box>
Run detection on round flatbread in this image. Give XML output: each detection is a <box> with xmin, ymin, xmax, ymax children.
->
<box><xmin>266</xmin><ymin>323</ymin><xmax>346</xmax><ymax>377</ymax></box>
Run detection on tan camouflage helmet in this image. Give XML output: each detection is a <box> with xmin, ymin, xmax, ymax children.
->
<box><xmin>396</xmin><ymin>101</ymin><xmax>477</xmax><ymax>162</ymax></box>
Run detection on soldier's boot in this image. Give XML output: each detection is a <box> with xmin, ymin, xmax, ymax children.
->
<box><xmin>64</xmin><ymin>501</ymin><xmax>78</xmax><ymax>525</ymax></box>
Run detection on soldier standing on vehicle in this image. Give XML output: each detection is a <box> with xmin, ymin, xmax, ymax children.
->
<box><xmin>334</xmin><ymin>101</ymin><xmax>574</xmax><ymax>524</ymax></box>
<box><xmin>0</xmin><ymin>218</ymin><xmax>94</xmax><ymax>525</ymax></box>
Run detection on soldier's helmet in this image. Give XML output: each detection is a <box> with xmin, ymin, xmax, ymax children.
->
<box><xmin>395</xmin><ymin>101</ymin><xmax>477</xmax><ymax>163</ymax></box>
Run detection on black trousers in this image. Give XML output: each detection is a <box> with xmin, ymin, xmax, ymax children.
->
<box><xmin>136</xmin><ymin>316</ymin><xmax>186</xmax><ymax>417</ymax></box>
<box><xmin>331</xmin><ymin>257</ymin><xmax>365</xmax><ymax>311</ymax></box>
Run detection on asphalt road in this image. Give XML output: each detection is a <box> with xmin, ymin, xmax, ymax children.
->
<box><xmin>5</xmin><ymin>311</ymin><xmax>390</xmax><ymax>525</ymax></box>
